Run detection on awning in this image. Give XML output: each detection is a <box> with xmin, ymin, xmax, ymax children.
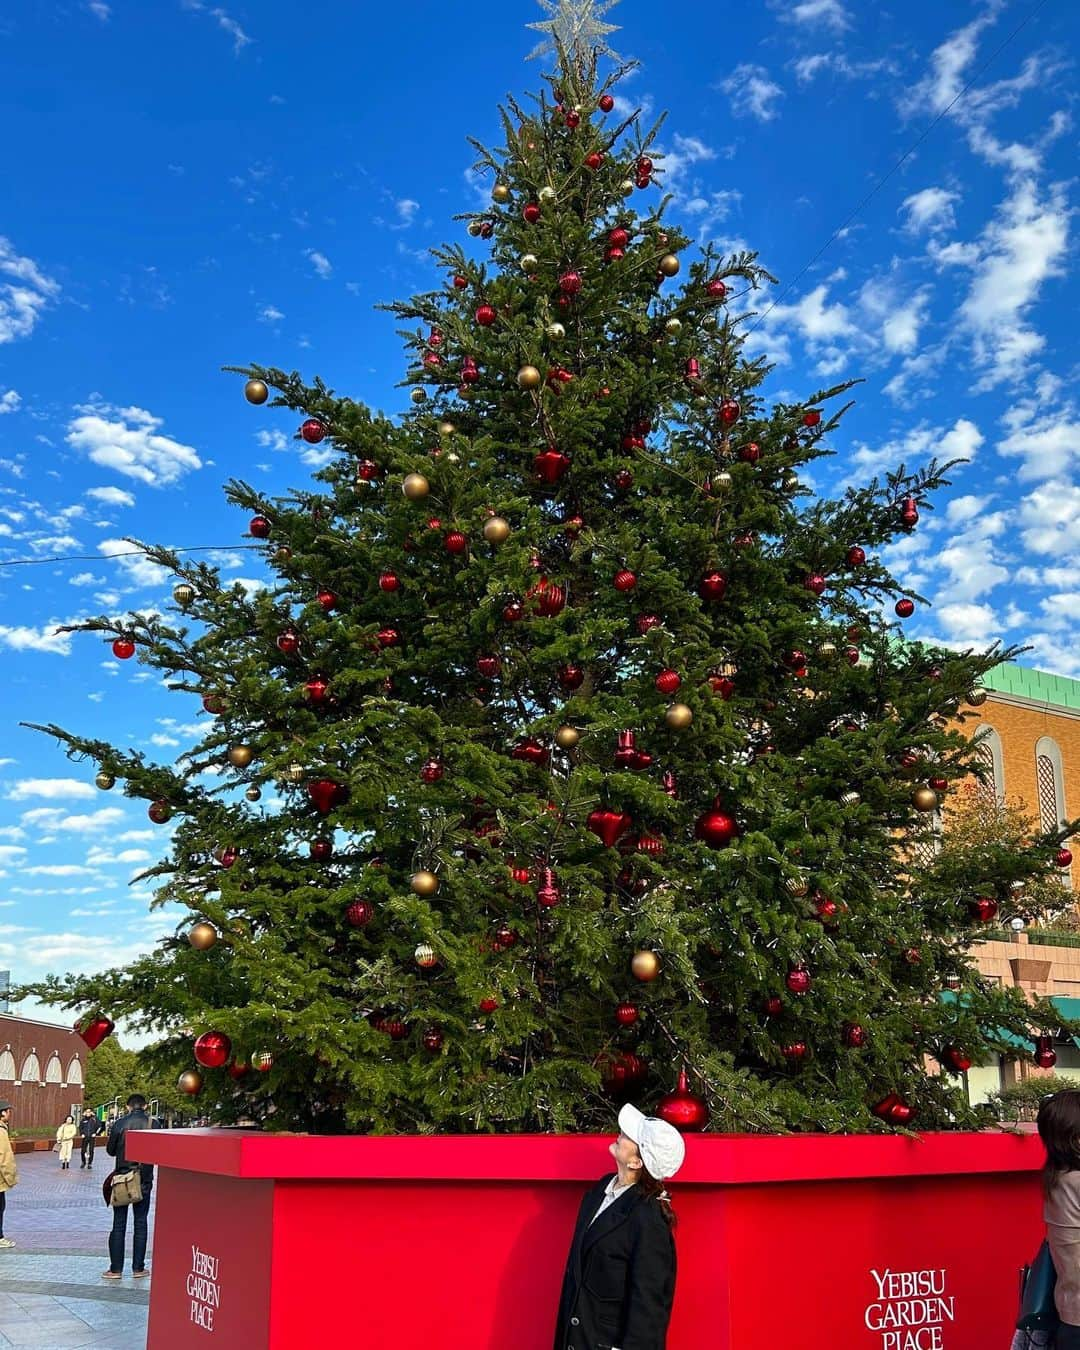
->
<box><xmin>939</xmin><ymin>990</ymin><xmax>1031</xmax><ymax>1052</ymax></box>
<box><xmin>1050</xmin><ymin>996</ymin><xmax>1080</xmax><ymax>1047</ymax></box>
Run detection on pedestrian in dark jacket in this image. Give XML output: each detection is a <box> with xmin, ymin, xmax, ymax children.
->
<box><xmin>554</xmin><ymin>1102</ymin><xmax>684</xmax><ymax>1350</ymax></box>
<box><xmin>79</xmin><ymin>1109</ymin><xmax>98</xmax><ymax>1169</ymax></box>
<box><xmin>103</xmin><ymin>1094</ymin><xmax>154</xmax><ymax>1280</ymax></box>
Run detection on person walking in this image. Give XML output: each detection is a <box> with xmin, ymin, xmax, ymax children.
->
<box><xmin>79</xmin><ymin>1109</ymin><xmax>98</xmax><ymax>1168</ymax></box>
<box><xmin>0</xmin><ymin>1101</ymin><xmax>18</xmax><ymax>1250</ymax></box>
<box><xmin>55</xmin><ymin>1115</ymin><xmax>77</xmax><ymax>1169</ymax></box>
<box><xmin>103</xmin><ymin>1093</ymin><xmax>154</xmax><ymax>1280</ymax></box>
<box><xmin>553</xmin><ymin>1102</ymin><xmax>684</xmax><ymax>1350</ymax></box>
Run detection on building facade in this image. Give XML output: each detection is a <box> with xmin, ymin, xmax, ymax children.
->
<box><xmin>957</xmin><ymin>664</ymin><xmax>1079</xmax><ymax>1103</ymax></box>
<box><xmin>0</xmin><ymin>1013</ymin><xmax>85</xmax><ymax>1132</ymax></box>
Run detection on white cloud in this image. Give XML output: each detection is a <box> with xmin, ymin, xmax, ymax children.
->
<box><xmin>0</xmin><ymin>625</ymin><xmax>73</xmax><ymax>655</ymax></box>
<box><xmin>933</xmin><ymin>601</ymin><xmax>1001</xmax><ymax>644</ymax></box>
<box><xmin>0</xmin><ymin>237</ymin><xmax>60</xmax><ymax>344</ymax></box>
<box><xmin>255</xmin><ymin>429</ymin><xmax>289</xmax><ymax>453</ymax></box>
<box><xmin>98</xmin><ymin>538</ymin><xmax>171</xmax><ymax>590</ymax></box>
<box><xmin>395</xmin><ymin>199</ymin><xmax>419</xmax><ymax>227</ymax></box>
<box><xmin>181</xmin><ymin>0</ymin><xmax>251</xmax><ymax>53</ymax></box>
<box><xmin>306</xmin><ymin>249</ymin><xmax>333</xmax><ymax>279</ymax></box>
<box><xmin>258</xmin><ymin>305</ymin><xmax>285</xmax><ymax>323</ymax></box>
<box><xmin>6</xmin><ymin>779</ymin><xmax>96</xmax><ymax>801</ymax></box>
<box><xmin>938</xmin><ymin>418</ymin><xmax>984</xmax><ymax>461</ymax></box>
<box><xmin>792</xmin><ymin>52</ymin><xmax>893</xmax><ymax>83</ymax></box>
<box><xmin>86</xmin><ymin>0</ymin><xmax>111</xmax><ymax>17</ymax></box>
<box><xmin>777</xmin><ymin>0</ymin><xmax>849</xmax><ymax>29</ymax></box>
<box><xmin>67</xmin><ymin>402</ymin><xmax>201</xmax><ymax>486</ymax></box>
<box><xmin>52</xmin><ymin>808</ymin><xmax>126</xmax><ymax>833</ymax></box>
<box><xmin>0</xmin><ymin>847</ymin><xmax>27</xmax><ymax>864</ymax></box>
<box><xmin>720</xmin><ymin>64</ymin><xmax>784</xmax><ymax>122</ymax></box>
<box><xmin>86</xmin><ymin>485</ymin><xmax>136</xmax><ymax>508</ymax></box>
<box><xmin>1018</xmin><ymin>481</ymin><xmax>1080</xmax><ymax>553</ymax></box>
<box><xmin>85</xmin><ymin>846</ymin><xmax>151</xmax><ymax>865</ymax></box>
<box><xmin>901</xmin><ymin>187</ymin><xmax>959</xmax><ymax>235</ymax></box>
<box><xmin>848</xmin><ymin>418</ymin><xmax>981</xmax><ymax>478</ymax></box>
<box><xmin>959</xmin><ymin>180</ymin><xmax>1069</xmax><ymax>390</ymax></box>
<box><xmin>22</xmin><ymin>864</ymin><xmax>98</xmax><ymax>877</ymax></box>
<box><xmin>0</xmin><ymin>390</ymin><xmax>20</xmax><ymax>414</ymax></box>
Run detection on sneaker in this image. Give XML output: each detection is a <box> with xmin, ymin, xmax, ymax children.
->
<box><xmin>133</xmin><ymin>1269</ymin><xmax>150</xmax><ymax>1279</ymax></box>
<box><xmin>0</xmin><ymin>1238</ymin><xmax>16</xmax><ymax>1249</ymax></box>
<box><xmin>101</xmin><ymin>1270</ymin><xmax>122</xmax><ymax>1280</ymax></box>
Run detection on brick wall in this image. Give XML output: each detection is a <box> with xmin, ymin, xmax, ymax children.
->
<box><xmin>0</xmin><ymin>1013</ymin><xmax>85</xmax><ymax>1133</ymax></box>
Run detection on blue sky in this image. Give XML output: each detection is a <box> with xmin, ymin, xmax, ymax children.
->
<box><xmin>0</xmin><ymin>0</ymin><xmax>1077</xmax><ymax>1025</ymax></box>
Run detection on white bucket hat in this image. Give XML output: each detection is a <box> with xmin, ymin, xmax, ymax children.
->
<box><xmin>618</xmin><ymin>1102</ymin><xmax>686</xmax><ymax>1181</ymax></box>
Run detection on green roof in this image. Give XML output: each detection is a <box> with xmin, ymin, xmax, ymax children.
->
<box><xmin>939</xmin><ymin>990</ymin><xmax>1031</xmax><ymax>1051</ymax></box>
<box><xmin>1051</xmin><ymin>997</ymin><xmax>1080</xmax><ymax>1049</ymax></box>
<box><xmin>982</xmin><ymin>664</ymin><xmax>1080</xmax><ymax>711</ymax></box>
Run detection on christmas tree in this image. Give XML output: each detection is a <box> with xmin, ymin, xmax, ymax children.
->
<box><xmin>20</xmin><ymin>2</ymin><xmax>1077</xmax><ymax>1134</ymax></box>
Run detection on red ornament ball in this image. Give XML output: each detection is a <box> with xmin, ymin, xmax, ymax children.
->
<box><xmin>609</xmin><ymin>227</ymin><xmax>629</xmax><ymax>249</ymax></box>
<box><xmin>300</xmin><ymin>418</ymin><xmax>326</xmax><ymax>445</ymax></box>
<box><xmin>1036</xmin><ymin>1047</ymin><xmax>1058</xmax><ymax>1069</ymax></box>
<box><xmin>584</xmin><ymin>151</ymin><xmax>603</xmax><ymax>171</ymax></box>
<box><xmin>112</xmin><ymin>637</ymin><xmax>135</xmax><ymax>660</ymax></box>
<box><xmin>305</xmin><ymin>676</ymin><xmax>329</xmax><ymax>706</ymax></box>
<box><xmin>422</xmin><ymin>1027</ymin><xmax>444</xmax><ymax>1053</ymax></box>
<box><xmin>558</xmin><ymin>664</ymin><xmax>585</xmax><ymax>691</ymax></box>
<box><xmin>148</xmin><ymin>799</ymin><xmax>171</xmax><ymax>824</ymax></box>
<box><xmin>844</xmin><ymin>1023</ymin><xmax>868</xmax><ymax>1049</ymax></box>
<box><xmin>895</xmin><ymin>598</ymin><xmax>915</xmax><ymax>618</ymax></box>
<box><xmin>782</xmin><ymin>1042</ymin><xmax>808</xmax><ymax>1064</ymax></box>
<box><xmin>969</xmin><ymin>896</ymin><xmax>999</xmax><ymax>923</ymax></box>
<box><xmin>695</xmin><ymin>808</ymin><xmax>740</xmax><ymax>848</ymax></box>
<box><xmin>846</xmin><ymin>545</ymin><xmax>866</xmax><ymax>567</ymax></box>
<box><xmin>802</xmin><ymin>410</ymin><xmax>821</xmax><ymax>428</ymax></box>
<box><xmin>476</xmin><ymin>655</ymin><xmax>501</xmax><ymax>678</ymax></box>
<box><xmin>310</xmin><ymin>837</ymin><xmax>333</xmax><ymax>861</ymax></box>
<box><xmin>558</xmin><ymin>270</ymin><xmax>583</xmax><ymax>296</ymax></box>
<box><xmin>1056</xmin><ymin>848</ymin><xmax>1073</xmax><ymax>868</ymax></box>
<box><xmin>478</xmin><ymin>996</ymin><xmax>499</xmax><ymax>1014</ymax></box>
<box><xmin>614</xmin><ymin>468</ymin><xmax>634</xmax><ymax>491</ymax></box>
<box><xmin>376</xmin><ymin>627</ymin><xmax>400</xmax><ymax>648</ymax></box>
<box><xmin>317</xmin><ymin>589</ymin><xmax>337</xmax><ymax>612</ymax></box>
<box><xmin>420</xmin><ymin>758</ymin><xmax>444</xmax><ymax>784</ymax></box>
<box><xmin>739</xmin><ymin>443</ymin><xmax>761</xmax><ymax>463</ymax></box>
<box><xmin>346</xmin><ymin>899</ymin><xmax>374</xmax><ymax>928</ymax></box>
<box><xmin>785</xmin><ymin>966</ymin><xmax>812</xmax><ymax>995</ymax></box>
<box><xmin>249</xmin><ymin>515</ymin><xmax>271</xmax><ymax>538</ymax></box>
<box><xmin>699</xmin><ymin>571</ymin><xmax>728</xmax><ymax>602</ymax></box>
<box><xmin>445</xmin><ymin>531</ymin><xmax>468</xmax><ymax>555</ymax></box>
<box><xmin>307</xmin><ymin>778</ymin><xmax>348</xmax><ymax>815</ymax></box>
<box><xmin>613</xmin><ymin>569</ymin><xmax>637</xmax><ymax>593</ymax></box>
<box><xmin>655</xmin><ymin>1069</ymin><xmax>709</xmax><ymax>1133</ymax></box>
<box><xmin>718</xmin><ymin>398</ymin><xmax>741</xmax><ymax>426</ymax></box>
<box><xmin>636</xmin><ymin>613</ymin><xmax>662</xmax><ymax>634</ymax></box>
<box><xmin>475</xmin><ymin>304</ymin><xmax>497</xmax><ymax>327</ymax></box>
<box><xmin>615</xmin><ymin>1002</ymin><xmax>639</xmax><ymax>1027</ymax></box>
<box><xmin>194</xmin><ymin>1031</ymin><xmax>231</xmax><ymax>1070</ymax></box>
<box><xmin>378</xmin><ymin>572</ymin><xmax>400</xmax><ymax>593</ymax></box>
<box><xmin>655</xmin><ymin>669</ymin><xmax>681</xmax><ymax>695</ymax></box>
<box><xmin>523</xmin><ymin>202</ymin><xmax>541</xmax><ymax>223</ymax></box>
<box><xmin>599</xmin><ymin>93</ymin><xmax>615</xmax><ymax>112</ymax></box>
<box><xmin>453</xmin><ymin>275</ymin><xmax>468</xmax><ymax>289</ymax></box>
<box><xmin>804</xmin><ymin>573</ymin><xmax>827</xmax><ymax>597</ymax></box>
<box><xmin>763</xmin><ymin>995</ymin><xmax>783</xmax><ymax>1018</ymax></box>
<box><xmin>277</xmin><ymin>628</ymin><xmax>301</xmax><ymax>656</ymax></box>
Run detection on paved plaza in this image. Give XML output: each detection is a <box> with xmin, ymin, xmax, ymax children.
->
<box><xmin>0</xmin><ymin>1153</ymin><xmax>150</xmax><ymax>1348</ymax></box>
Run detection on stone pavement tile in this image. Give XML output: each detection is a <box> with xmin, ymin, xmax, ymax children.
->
<box><xmin>52</xmin><ymin>1299</ymin><xmax>149</xmax><ymax>1330</ymax></box>
<box><xmin>0</xmin><ymin>1319</ymin><xmax>95</xmax><ymax>1347</ymax></box>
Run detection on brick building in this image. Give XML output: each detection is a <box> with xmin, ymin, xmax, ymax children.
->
<box><xmin>0</xmin><ymin>1012</ymin><xmax>85</xmax><ymax>1132</ymax></box>
<box><xmin>956</xmin><ymin>664</ymin><xmax>1079</xmax><ymax>1104</ymax></box>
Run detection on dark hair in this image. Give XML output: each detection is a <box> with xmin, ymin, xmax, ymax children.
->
<box><xmin>636</xmin><ymin>1165</ymin><xmax>677</xmax><ymax>1230</ymax></box>
<box><xmin>1037</xmin><ymin>1090</ymin><xmax>1080</xmax><ymax>1195</ymax></box>
<box><xmin>126</xmin><ymin>1093</ymin><xmax>147</xmax><ymax>1110</ymax></box>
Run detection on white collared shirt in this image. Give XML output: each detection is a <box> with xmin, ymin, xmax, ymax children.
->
<box><xmin>589</xmin><ymin>1174</ymin><xmax>636</xmax><ymax>1226</ymax></box>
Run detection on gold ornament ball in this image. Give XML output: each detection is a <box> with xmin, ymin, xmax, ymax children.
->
<box><xmin>714</xmin><ymin>470</ymin><xmax>733</xmax><ymax>492</ymax></box>
<box><xmin>620</xmin><ymin>180</ymin><xmax>635</xmax><ymax>197</ymax></box>
<box><xmin>178</xmin><ymin>1069</ymin><xmax>204</xmax><ymax>1096</ymax></box>
<box><xmin>520</xmin><ymin>253</ymin><xmax>539</xmax><ymax>274</ymax></box>
<box><xmin>411</xmin><ymin>869</ymin><xmax>439</xmax><ymax>897</ymax></box>
<box><xmin>547</xmin><ymin>321</ymin><xmax>566</xmax><ymax>340</ymax></box>
<box><xmin>285</xmin><ymin>762</ymin><xmax>305</xmax><ymax>783</ymax></box>
<box><xmin>245</xmin><ymin>786</ymin><xmax>262</xmax><ymax>802</ymax></box>
<box><xmin>446</xmin><ymin>452</ymin><xmax>460</xmax><ymax>465</ymax></box>
<box><xmin>482</xmin><ymin>516</ymin><xmax>511</xmax><ymax>544</ymax></box>
<box><xmin>95</xmin><ymin>771</ymin><xmax>115</xmax><ymax>791</ymax></box>
<box><xmin>173</xmin><ymin>583</ymin><xmax>196</xmax><ymax>608</ymax></box>
<box><xmin>818</xmin><ymin>641</ymin><xmax>837</xmax><ymax>658</ymax></box>
<box><xmin>438</xmin><ymin>420</ymin><xmax>457</xmax><ymax>438</ymax></box>
<box><xmin>492</xmin><ymin>183</ymin><xmax>511</xmax><ymax>204</ymax></box>
<box><xmin>252</xmin><ymin>1051</ymin><xmax>273</xmax><ymax>1072</ymax></box>
<box><xmin>539</xmin><ymin>186</ymin><xmax>557</xmax><ymax>204</ymax></box>
<box><xmin>665</xmin><ymin>702</ymin><xmax>693</xmax><ymax>730</ymax></box>
<box><xmin>631</xmin><ymin>950</ymin><xmax>662</xmax><ymax>982</ymax></box>
<box><xmin>664</xmin><ymin>317</ymin><xmax>682</xmax><ymax>336</ymax></box>
<box><xmin>785</xmin><ymin>876</ymin><xmax>810</xmax><ymax>898</ymax></box>
<box><xmin>840</xmin><ymin>790</ymin><xmax>861</xmax><ymax>806</ymax></box>
<box><xmin>410</xmin><ymin>388</ymin><xmax>427</xmax><ymax>404</ymax></box>
<box><xmin>659</xmin><ymin>254</ymin><xmax>681</xmax><ymax>277</ymax></box>
<box><xmin>783</xmin><ymin>473</ymin><xmax>800</xmax><ymax>493</ymax></box>
<box><xmin>228</xmin><ymin>745</ymin><xmax>254</xmax><ymax>769</ymax></box>
<box><xmin>967</xmin><ymin>687</ymin><xmax>988</xmax><ymax>707</ymax></box>
<box><xmin>555</xmin><ymin>725</ymin><xmax>580</xmax><ymax>751</ymax></box>
<box><xmin>414</xmin><ymin>943</ymin><xmax>438</xmax><ymax>968</ymax></box>
<box><xmin>402</xmin><ymin>473</ymin><xmax>431</xmax><ymax>501</ymax></box>
<box><xmin>517</xmin><ymin>365</ymin><xmax>542</xmax><ymax>391</ymax></box>
<box><xmin>467</xmin><ymin>221</ymin><xmax>483</xmax><ymax>237</ymax></box>
<box><xmin>912</xmin><ymin>786</ymin><xmax>939</xmax><ymax>812</ymax></box>
<box><xmin>188</xmin><ymin>921</ymin><xmax>219</xmax><ymax>952</ymax></box>
<box><xmin>244</xmin><ymin>378</ymin><xmax>269</xmax><ymax>405</ymax></box>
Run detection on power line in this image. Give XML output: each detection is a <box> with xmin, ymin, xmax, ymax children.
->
<box><xmin>747</xmin><ymin>0</ymin><xmax>1054</xmax><ymax>334</ymax></box>
<box><xmin>0</xmin><ymin>544</ymin><xmax>264</xmax><ymax>571</ymax></box>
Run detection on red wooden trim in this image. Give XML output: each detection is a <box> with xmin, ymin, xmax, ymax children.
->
<box><xmin>127</xmin><ymin>1128</ymin><xmax>1044</xmax><ymax>1185</ymax></box>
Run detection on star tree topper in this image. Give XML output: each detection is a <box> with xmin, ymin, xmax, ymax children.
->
<box><xmin>526</xmin><ymin>0</ymin><xmax>622</xmax><ymax>64</ymax></box>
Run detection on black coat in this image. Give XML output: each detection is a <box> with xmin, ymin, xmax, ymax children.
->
<box><xmin>106</xmin><ymin>1109</ymin><xmax>154</xmax><ymax>1189</ymax></box>
<box><xmin>553</xmin><ymin>1175</ymin><xmax>676</xmax><ymax>1350</ymax></box>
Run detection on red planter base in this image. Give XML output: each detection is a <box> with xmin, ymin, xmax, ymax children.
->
<box><xmin>129</xmin><ymin>1129</ymin><xmax>1044</xmax><ymax>1350</ymax></box>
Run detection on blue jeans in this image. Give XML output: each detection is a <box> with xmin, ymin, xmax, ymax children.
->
<box><xmin>108</xmin><ymin>1190</ymin><xmax>151</xmax><ymax>1273</ymax></box>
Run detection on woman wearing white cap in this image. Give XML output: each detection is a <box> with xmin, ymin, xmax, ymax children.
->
<box><xmin>553</xmin><ymin>1102</ymin><xmax>685</xmax><ymax>1350</ymax></box>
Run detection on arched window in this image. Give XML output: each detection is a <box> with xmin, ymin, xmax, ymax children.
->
<box><xmin>0</xmin><ymin>1050</ymin><xmax>14</xmax><ymax>1081</ymax></box>
<box><xmin>45</xmin><ymin>1055</ymin><xmax>62</xmax><ymax>1084</ymax></box>
<box><xmin>20</xmin><ymin>1052</ymin><xmax>41</xmax><ymax>1083</ymax></box>
<box><xmin>974</xmin><ymin>725</ymin><xmax>1004</xmax><ymax>804</ymax></box>
<box><xmin>66</xmin><ymin>1057</ymin><xmax>83</xmax><ymax>1085</ymax></box>
<box><xmin>1036</xmin><ymin>737</ymin><xmax>1071</xmax><ymax>892</ymax></box>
